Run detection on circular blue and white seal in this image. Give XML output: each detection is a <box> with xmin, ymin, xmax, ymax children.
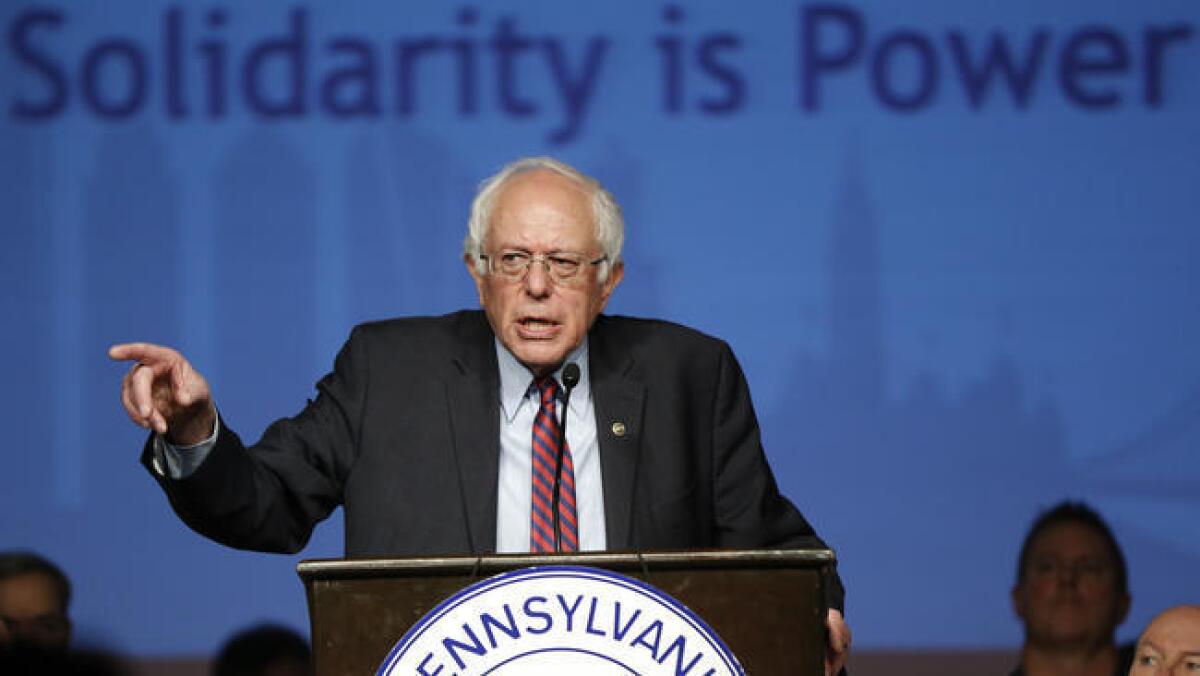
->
<box><xmin>377</xmin><ymin>565</ymin><xmax>743</xmax><ymax>676</ymax></box>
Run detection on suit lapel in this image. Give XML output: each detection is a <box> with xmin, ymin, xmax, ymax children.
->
<box><xmin>590</xmin><ymin>318</ymin><xmax>646</xmax><ymax>550</ymax></box>
<box><xmin>446</xmin><ymin>313</ymin><xmax>501</xmax><ymax>553</ymax></box>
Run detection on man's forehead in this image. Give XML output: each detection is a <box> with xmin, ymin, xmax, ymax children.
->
<box><xmin>1031</xmin><ymin>521</ymin><xmax>1110</xmax><ymax>552</ymax></box>
<box><xmin>493</xmin><ymin>170</ymin><xmax>591</xmax><ymax>214</ymax></box>
<box><xmin>487</xmin><ymin>176</ymin><xmax>597</xmax><ymax>249</ymax></box>
<box><xmin>500</xmin><ymin>167</ymin><xmax>590</xmax><ymax>196</ymax></box>
<box><xmin>0</xmin><ymin>572</ymin><xmax>62</xmax><ymax>608</ymax></box>
<box><xmin>1148</xmin><ymin>608</ymin><xmax>1200</xmax><ymax>641</ymax></box>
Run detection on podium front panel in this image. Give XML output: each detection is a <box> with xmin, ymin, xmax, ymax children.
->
<box><xmin>299</xmin><ymin>548</ymin><xmax>833</xmax><ymax>675</ymax></box>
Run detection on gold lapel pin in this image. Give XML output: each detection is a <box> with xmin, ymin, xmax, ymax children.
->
<box><xmin>611</xmin><ymin>421</ymin><xmax>627</xmax><ymax>437</ymax></box>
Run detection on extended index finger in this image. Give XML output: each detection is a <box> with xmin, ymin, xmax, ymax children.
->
<box><xmin>108</xmin><ymin>342</ymin><xmax>179</xmax><ymax>366</ymax></box>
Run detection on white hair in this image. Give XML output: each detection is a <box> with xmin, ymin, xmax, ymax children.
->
<box><xmin>463</xmin><ymin>157</ymin><xmax>624</xmax><ymax>283</ymax></box>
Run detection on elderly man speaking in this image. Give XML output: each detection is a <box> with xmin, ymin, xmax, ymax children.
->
<box><xmin>110</xmin><ymin>157</ymin><xmax>850</xmax><ymax>674</ymax></box>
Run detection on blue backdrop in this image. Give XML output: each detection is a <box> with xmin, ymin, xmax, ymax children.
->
<box><xmin>2</xmin><ymin>0</ymin><xmax>1198</xmax><ymax>657</ymax></box>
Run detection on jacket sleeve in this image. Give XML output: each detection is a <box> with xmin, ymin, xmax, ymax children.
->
<box><xmin>140</xmin><ymin>326</ymin><xmax>369</xmax><ymax>553</ymax></box>
<box><xmin>710</xmin><ymin>341</ymin><xmax>846</xmax><ymax>611</ymax></box>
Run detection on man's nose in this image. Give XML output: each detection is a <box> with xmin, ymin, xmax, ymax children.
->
<box><xmin>1056</xmin><ymin>564</ymin><xmax>1080</xmax><ymax>586</ymax></box>
<box><xmin>523</xmin><ymin>258</ymin><xmax>552</xmax><ymax>296</ymax></box>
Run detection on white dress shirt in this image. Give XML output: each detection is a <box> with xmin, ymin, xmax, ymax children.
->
<box><xmin>493</xmin><ymin>338</ymin><xmax>606</xmax><ymax>552</ymax></box>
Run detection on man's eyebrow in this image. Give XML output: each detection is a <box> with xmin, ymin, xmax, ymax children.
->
<box><xmin>1138</xmin><ymin>639</ymin><xmax>1163</xmax><ymax>653</ymax></box>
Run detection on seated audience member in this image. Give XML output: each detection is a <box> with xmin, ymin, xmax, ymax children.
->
<box><xmin>0</xmin><ymin>552</ymin><xmax>132</xmax><ymax>676</ymax></box>
<box><xmin>1009</xmin><ymin>501</ymin><xmax>1134</xmax><ymax>676</ymax></box>
<box><xmin>0</xmin><ymin>551</ymin><xmax>72</xmax><ymax>653</ymax></box>
<box><xmin>213</xmin><ymin>623</ymin><xmax>311</xmax><ymax>676</ymax></box>
<box><xmin>1128</xmin><ymin>605</ymin><xmax>1200</xmax><ymax>675</ymax></box>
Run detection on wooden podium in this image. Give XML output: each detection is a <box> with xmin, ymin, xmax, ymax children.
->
<box><xmin>298</xmin><ymin>548</ymin><xmax>834</xmax><ymax>675</ymax></box>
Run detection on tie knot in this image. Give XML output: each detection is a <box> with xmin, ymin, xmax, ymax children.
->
<box><xmin>534</xmin><ymin>377</ymin><xmax>559</xmax><ymax>403</ymax></box>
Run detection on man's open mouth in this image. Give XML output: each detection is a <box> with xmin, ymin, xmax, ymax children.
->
<box><xmin>517</xmin><ymin>317</ymin><xmax>560</xmax><ymax>337</ymax></box>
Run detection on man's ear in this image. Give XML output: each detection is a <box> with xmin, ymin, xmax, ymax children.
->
<box><xmin>599</xmin><ymin>261</ymin><xmax>624</xmax><ymax>305</ymax></box>
<box><xmin>1011</xmin><ymin>584</ymin><xmax>1027</xmax><ymax>621</ymax></box>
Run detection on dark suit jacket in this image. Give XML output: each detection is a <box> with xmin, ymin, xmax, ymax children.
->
<box><xmin>144</xmin><ymin>311</ymin><xmax>843</xmax><ymax>606</ymax></box>
<box><xmin>1008</xmin><ymin>642</ymin><xmax>1136</xmax><ymax>676</ymax></box>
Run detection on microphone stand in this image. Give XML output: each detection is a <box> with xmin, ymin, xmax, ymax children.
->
<box><xmin>551</xmin><ymin>363</ymin><xmax>580</xmax><ymax>551</ymax></box>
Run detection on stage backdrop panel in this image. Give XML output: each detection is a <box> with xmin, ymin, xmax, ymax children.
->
<box><xmin>2</xmin><ymin>0</ymin><xmax>1198</xmax><ymax>657</ymax></box>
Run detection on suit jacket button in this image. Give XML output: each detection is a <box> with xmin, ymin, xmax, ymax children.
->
<box><xmin>611</xmin><ymin>421</ymin><xmax>626</xmax><ymax>437</ymax></box>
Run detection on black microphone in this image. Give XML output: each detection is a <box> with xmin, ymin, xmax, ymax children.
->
<box><xmin>551</xmin><ymin>362</ymin><xmax>581</xmax><ymax>551</ymax></box>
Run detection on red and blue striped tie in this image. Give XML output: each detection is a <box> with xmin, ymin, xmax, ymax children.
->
<box><xmin>530</xmin><ymin>377</ymin><xmax>578</xmax><ymax>552</ymax></box>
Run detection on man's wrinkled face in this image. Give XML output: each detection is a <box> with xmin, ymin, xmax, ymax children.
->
<box><xmin>1011</xmin><ymin>521</ymin><xmax>1129</xmax><ymax>650</ymax></box>
<box><xmin>1130</xmin><ymin>606</ymin><xmax>1200</xmax><ymax>675</ymax></box>
<box><xmin>467</xmin><ymin>169</ymin><xmax>622</xmax><ymax>377</ymax></box>
<box><xmin>0</xmin><ymin>572</ymin><xmax>70</xmax><ymax>652</ymax></box>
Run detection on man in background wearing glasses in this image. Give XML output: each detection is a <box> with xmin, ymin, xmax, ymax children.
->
<box><xmin>111</xmin><ymin>156</ymin><xmax>850</xmax><ymax>674</ymax></box>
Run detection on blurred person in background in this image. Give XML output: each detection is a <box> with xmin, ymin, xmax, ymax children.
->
<box><xmin>0</xmin><ymin>550</ymin><xmax>72</xmax><ymax>653</ymax></box>
<box><xmin>213</xmin><ymin>623</ymin><xmax>311</xmax><ymax>676</ymax></box>
<box><xmin>1009</xmin><ymin>501</ymin><xmax>1133</xmax><ymax>676</ymax></box>
<box><xmin>0</xmin><ymin>552</ymin><xmax>130</xmax><ymax>675</ymax></box>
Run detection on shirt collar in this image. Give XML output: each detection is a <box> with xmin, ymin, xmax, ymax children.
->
<box><xmin>496</xmin><ymin>338</ymin><xmax>591</xmax><ymax>423</ymax></box>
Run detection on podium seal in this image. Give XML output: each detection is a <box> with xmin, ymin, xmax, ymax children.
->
<box><xmin>378</xmin><ymin>565</ymin><xmax>743</xmax><ymax>675</ymax></box>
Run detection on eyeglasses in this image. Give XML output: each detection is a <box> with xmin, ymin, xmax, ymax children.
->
<box><xmin>480</xmin><ymin>250</ymin><xmax>608</xmax><ymax>286</ymax></box>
